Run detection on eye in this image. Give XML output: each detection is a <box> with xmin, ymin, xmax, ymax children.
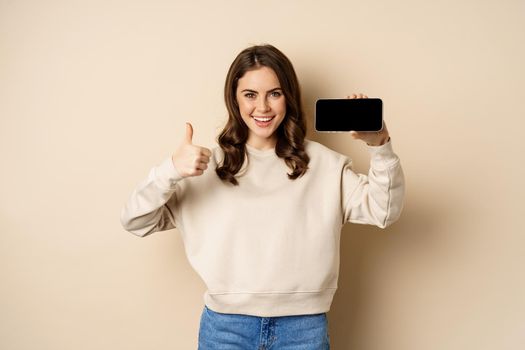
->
<box><xmin>270</xmin><ymin>91</ymin><xmax>282</xmax><ymax>98</ymax></box>
<box><xmin>244</xmin><ymin>92</ymin><xmax>256</xmax><ymax>99</ymax></box>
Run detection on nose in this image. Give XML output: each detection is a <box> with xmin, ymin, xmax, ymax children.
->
<box><xmin>256</xmin><ymin>96</ymin><xmax>270</xmax><ymax>113</ymax></box>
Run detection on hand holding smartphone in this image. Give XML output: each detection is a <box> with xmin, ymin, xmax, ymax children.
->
<box><xmin>315</xmin><ymin>98</ymin><xmax>383</xmax><ymax>132</ymax></box>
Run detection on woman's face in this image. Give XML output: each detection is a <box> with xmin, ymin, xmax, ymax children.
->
<box><xmin>236</xmin><ymin>66</ymin><xmax>286</xmax><ymax>149</ymax></box>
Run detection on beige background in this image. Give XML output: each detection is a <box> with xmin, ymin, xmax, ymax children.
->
<box><xmin>1</xmin><ymin>0</ymin><xmax>524</xmax><ymax>349</ymax></box>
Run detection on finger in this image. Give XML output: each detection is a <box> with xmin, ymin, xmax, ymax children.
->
<box><xmin>196</xmin><ymin>162</ymin><xmax>208</xmax><ymax>171</ymax></box>
<box><xmin>193</xmin><ymin>153</ymin><xmax>210</xmax><ymax>166</ymax></box>
<box><xmin>200</xmin><ymin>147</ymin><xmax>212</xmax><ymax>157</ymax></box>
<box><xmin>197</xmin><ymin>155</ymin><xmax>210</xmax><ymax>164</ymax></box>
<box><xmin>185</xmin><ymin>122</ymin><xmax>193</xmax><ymax>144</ymax></box>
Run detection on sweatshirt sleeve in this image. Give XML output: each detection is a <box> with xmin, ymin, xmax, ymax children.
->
<box><xmin>120</xmin><ymin>157</ymin><xmax>184</xmax><ymax>237</ymax></box>
<box><xmin>342</xmin><ymin>139</ymin><xmax>405</xmax><ymax>228</ymax></box>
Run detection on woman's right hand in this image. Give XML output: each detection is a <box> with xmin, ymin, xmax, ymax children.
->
<box><xmin>171</xmin><ymin>123</ymin><xmax>212</xmax><ymax>178</ymax></box>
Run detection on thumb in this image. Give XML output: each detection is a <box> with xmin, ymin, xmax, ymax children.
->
<box><xmin>185</xmin><ymin>122</ymin><xmax>193</xmax><ymax>144</ymax></box>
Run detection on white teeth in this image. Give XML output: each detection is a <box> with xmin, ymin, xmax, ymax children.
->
<box><xmin>253</xmin><ymin>116</ymin><xmax>274</xmax><ymax>122</ymax></box>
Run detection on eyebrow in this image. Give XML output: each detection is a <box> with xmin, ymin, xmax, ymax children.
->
<box><xmin>240</xmin><ymin>88</ymin><xmax>282</xmax><ymax>93</ymax></box>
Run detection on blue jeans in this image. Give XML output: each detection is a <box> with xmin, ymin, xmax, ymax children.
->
<box><xmin>198</xmin><ymin>305</ymin><xmax>330</xmax><ymax>349</ymax></box>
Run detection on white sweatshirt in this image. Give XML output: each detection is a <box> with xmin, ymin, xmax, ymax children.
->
<box><xmin>120</xmin><ymin>139</ymin><xmax>405</xmax><ymax>317</ymax></box>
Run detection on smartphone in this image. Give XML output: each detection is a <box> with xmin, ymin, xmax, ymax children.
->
<box><xmin>315</xmin><ymin>98</ymin><xmax>383</xmax><ymax>132</ymax></box>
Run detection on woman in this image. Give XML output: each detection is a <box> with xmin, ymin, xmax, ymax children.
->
<box><xmin>120</xmin><ymin>44</ymin><xmax>405</xmax><ymax>349</ymax></box>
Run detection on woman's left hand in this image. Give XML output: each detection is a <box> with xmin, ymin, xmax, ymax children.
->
<box><xmin>347</xmin><ymin>93</ymin><xmax>390</xmax><ymax>146</ymax></box>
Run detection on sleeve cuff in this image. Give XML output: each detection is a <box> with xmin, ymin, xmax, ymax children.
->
<box><xmin>153</xmin><ymin>156</ymin><xmax>184</xmax><ymax>189</ymax></box>
<box><xmin>366</xmin><ymin>138</ymin><xmax>400</xmax><ymax>170</ymax></box>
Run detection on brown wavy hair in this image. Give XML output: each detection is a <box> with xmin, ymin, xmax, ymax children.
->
<box><xmin>215</xmin><ymin>44</ymin><xmax>310</xmax><ymax>185</ymax></box>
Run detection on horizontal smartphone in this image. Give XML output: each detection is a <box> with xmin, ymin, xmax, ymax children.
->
<box><xmin>315</xmin><ymin>98</ymin><xmax>383</xmax><ymax>132</ymax></box>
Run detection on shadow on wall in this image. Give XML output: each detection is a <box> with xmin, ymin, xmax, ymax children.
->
<box><xmin>325</xmin><ymin>189</ymin><xmax>462</xmax><ymax>348</ymax></box>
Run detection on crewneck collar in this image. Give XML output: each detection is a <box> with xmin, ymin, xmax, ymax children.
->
<box><xmin>245</xmin><ymin>143</ymin><xmax>276</xmax><ymax>157</ymax></box>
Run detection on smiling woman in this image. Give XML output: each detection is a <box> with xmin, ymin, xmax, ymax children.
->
<box><xmin>217</xmin><ymin>44</ymin><xmax>310</xmax><ymax>186</ymax></box>
<box><xmin>236</xmin><ymin>67</ymin><xmax>286</xmax><ymax>148</ymax></box>
<box><xmin>120</xmin><ymin>43</ymin><xmax>405</xmax><ymax>350</ymax></box>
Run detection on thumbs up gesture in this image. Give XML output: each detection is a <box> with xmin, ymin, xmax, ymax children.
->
<box><xmin>171</xmin><ymin>123</ymin><xmax>212</xmax><ymax>178</ymax></box>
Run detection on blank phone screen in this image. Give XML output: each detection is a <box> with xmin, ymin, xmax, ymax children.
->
<box><xmin>315</xmin><ymin>98</ymin><xmax>383</xmax><ymax>132</ymax></box>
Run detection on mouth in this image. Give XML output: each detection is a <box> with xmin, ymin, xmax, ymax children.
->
<box><xmin>252</xmin><ymin>115</ymin><xmax>275</xmax><ymax>127</ymax></box>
